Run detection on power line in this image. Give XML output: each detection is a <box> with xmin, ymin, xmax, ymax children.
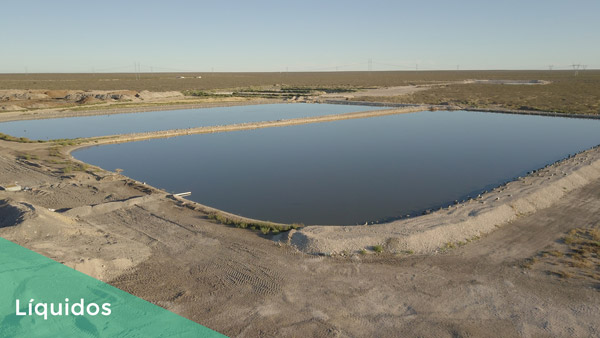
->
<box><xmin>133</xmin><ymin>62</ymin><xmax>141</xmax><ymax>80</ymax></box>
<box><xmin>371</xmin><ymin>61</ymin><xmax>413</xmax><ymax>70</ymax></box>
<box><xmin>30</xmin><ymin>60</ymin><xmax>594</xmax><ymax>75</ymax></box>
<box><xmin>94</xmin><ymin>65</ymin><xmax>135</xmax><ymax>72</ymax></box>
<box><xmin>284</xmin><ymin>62</ymin><xmax>367</xmax><ymax>72</ymax></box>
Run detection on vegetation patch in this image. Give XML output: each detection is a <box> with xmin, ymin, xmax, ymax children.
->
<box><xmin>522</xmin><ymin>227</ymin><xmax>600</xmax><ymax>283</ymax></box>
<box><xmin>206</xmin><ymin>213</ymin><xmax>301</xmax><ymax>234</ymax></box>
<box><xmin>0</xmin><ymin>133</ymin><xmax>43</xmax><ymax>143</ymax></box>
<box><xmin>15</xmin><ymin>152</ymin><xmax>39</xmax><ymax>161</ymax></box>
<box><xmin>59</xmin><ymin>162</ymin><xmax>89</xmax><ymax>174</ymax></box>
<box><xmin>48</xmin><ymin>146</ymin><xmax>62</xmax><ymax>157</ymax></box>
<box><xmin>372</xmin><ymin>245</ymin><xmax>384</xmax><ymax>253</ymax></box>
<box><xmin>520</xmin><ymin>257</ymin><xmax>538</xmax><ymax>269</ymax></box>
<box><xmin>181</xmin><ymin>90</ymin><xmax>232</xmax><ymax>97</ymax></box>
<box><xmin>214</xmin><ymin>85</ymin><xmax>361</xmax><ymax>99</ymax></box>
<box><xmin>442</xmin><ymin>242</ymin><xmax>456</xmax><ymax>251</ymax></box>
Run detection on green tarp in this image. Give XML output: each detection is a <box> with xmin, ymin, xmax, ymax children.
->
<box><xmin>0</xmin><ymin>238</ymin><xmax>226</xmax><ymax>337</ymax></box>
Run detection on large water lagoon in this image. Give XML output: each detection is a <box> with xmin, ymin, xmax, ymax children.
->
<box><xmin>0</xmin><ymin>103</ymin><xmax>383</xmax><ymax>140</ymax></box>
<box><xmin>73</xmin><ymin>110</ymin><xmax>600</xmax><ymax>225</ymax></box>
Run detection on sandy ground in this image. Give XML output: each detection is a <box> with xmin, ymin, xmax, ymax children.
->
<box><xmin>1</xmin><ymin>109</ymin><xmax>600</xmax><ymax>336</ymax></box>
<box><xmin>0</xmin><ymin>89</ymin><xmax>186</xmax><ymax>113</ymax></box>
<box><xmin>320</xmin><ymin>81</ymin><xmax>489</xmax><ymax>100</ymax></box>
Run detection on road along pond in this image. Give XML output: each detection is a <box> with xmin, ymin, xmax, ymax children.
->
<box><xmin>71</xmin><ymin>109</ymin><xmax>600</xmax><ymax>225</ymax></box>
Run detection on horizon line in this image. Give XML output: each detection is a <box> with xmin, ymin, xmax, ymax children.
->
<box><xmin>1</xmin><ymin>69</ymin><xmax>598</xmax><ymax>75</ymax></box>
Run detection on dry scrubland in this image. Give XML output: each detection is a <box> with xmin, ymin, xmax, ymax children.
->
<box><xmin>1</xmin><ymin>70</ymin><xmax>565</xmax><ymax>91</ymax></box>
<box><xmin>1</xmin><ymin>70</ymin><xmax>600</xmax><ymax>337</ymax></box>
<box><xmin>356</xmin><ymin>72</ymin><xmax>600</xmax><ymax>115</ymax></box>
<box><xmin>1</xmin><ymin>70</ymin><xmax>599</xmax><ymax>115</ymax></box>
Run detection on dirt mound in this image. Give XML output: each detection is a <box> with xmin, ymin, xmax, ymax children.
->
<box><xmin>0</xmin><ymin>90</ymin><xmax>44</xmax><ymax>101</ymax></box>
<box><xmin>116</xmin><ymin>90</ymin><xmax>138</xmax><ymax>96</ymax></box>
<box><xmin>0</xmin><ymin>199</ymin><xmax>33</xmax><ymax>228</ymax></box>
<box><xmin>0</xmin><ymin>104</ymin><xmax>25</xmax><ymax>111</ymax></box>
<box><xmin>0</xmin><ymin>89</ymin><xmax>186</xmax><ymax>113</ymax></box>
<box><xmin>45</xmin><ymin>90</ymin><xmax>70</xmax><ymax>99</ymax></box>
<box><xmin>24</xmin><ymin>103</ymin><xmax>51</xmax><ymax>109</ymax></box>
<box><xmin>78</xmin><ymin>96</ymin><xmax>103</xmax><ymax>104</ymax></box>
<box><xmin>136</xmin><ymin>90</ymin><xmax>183</xmax><ymax>100</ymax></box>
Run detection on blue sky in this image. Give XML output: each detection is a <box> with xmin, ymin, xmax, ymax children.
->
<box><xmin>1</xmin><ymin>0</ymin><xmax>598</xmax><ymax>73</ymax></box>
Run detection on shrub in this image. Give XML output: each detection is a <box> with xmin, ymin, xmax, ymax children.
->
<box><xmin>206</xmin><ymin>212</ymin><xmax>298</xmax><ymax>234</ymax></box>
<box><xmin>49</xmin><ymin>147</ymin><xmax>62</xmax><ymax>157</ymax></box>
<box><xmin>0</xmin><ymin>133</ymin><xmax>39</xmax><ymax>143</ymax></box>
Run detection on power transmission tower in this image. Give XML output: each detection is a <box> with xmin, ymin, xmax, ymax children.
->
<box><xmin>548</xmin><ymin>65</ymin><xmax>553</xmax><ymax>71</ymax></box>
<box><xmin>133</xmin><ymin>62</ymin><xmax>142</xmax><ymax>80</ymax></box>
<box><xmin>415</xmin><ymin>64</ymin><xmax>418</xmax><ymax>71</ymax></box>
<box><xmin>571</xmin><ymin>63</ymin><xmax>581</xmax><ymax>76</ymax></box>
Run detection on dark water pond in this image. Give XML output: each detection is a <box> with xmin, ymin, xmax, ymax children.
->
<box><xmin>73</xmin><ymin>110</ymin><xmax>600</xmax><ymax>225</ymax></box>
<box><xmin>0</xmin><ymin>103</ymin><xmax>382</xmax><ymax>140</ymax></box>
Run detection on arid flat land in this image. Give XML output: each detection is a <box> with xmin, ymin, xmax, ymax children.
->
<box><xmin>1</xmin><ymin>71</ymin><xmax>599</xmax><ymax>337</ymax></box>
<box><xmin>1</xmin><ymin>70</ymin><xmax>599</xmax><ymax>115</ymax></box>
